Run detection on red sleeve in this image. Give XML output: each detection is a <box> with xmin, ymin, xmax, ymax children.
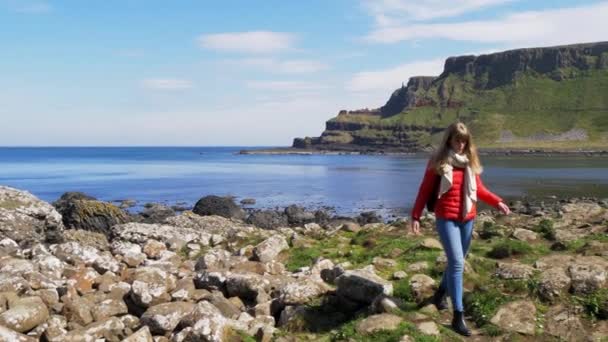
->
<box><xmin>411</xmin><ymin>164</ymin><xmax>438</xmax><ymax>221</ymax></box>
<box><xmin>476</xmin><ymin>174</ymin><xmax>502</xmax><ymax>208</ymax></box>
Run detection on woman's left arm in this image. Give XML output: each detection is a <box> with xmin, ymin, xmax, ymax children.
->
<box><xmin>476</xmin><ymin>174</ymin><xmax>509</xmax><ymax>214</ymax></box>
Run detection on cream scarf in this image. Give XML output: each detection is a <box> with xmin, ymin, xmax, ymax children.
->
<box><xmin>438</xmin><ymin>150</ymin><xmax>477</xmax><ymax>216</ymax></box>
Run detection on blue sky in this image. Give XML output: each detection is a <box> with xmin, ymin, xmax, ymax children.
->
<box><xmin>1</xmin><ymin>0</ymin><xmax>607</xmax><ymax>146</ymax></box>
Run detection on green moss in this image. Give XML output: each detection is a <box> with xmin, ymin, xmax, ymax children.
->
<box><xmin>487</xmin><ymin>239</ymin><xmax>534</xmax><ymax>259</ymax></box>
<box><xmin>0</xmin><ymin>199</ymin><xmax>26</xmax><ymax>210</ymax></box>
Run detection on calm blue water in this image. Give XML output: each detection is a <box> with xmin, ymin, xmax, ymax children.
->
<box><xmin>1</xmin><ymin>147</ymin><xmax>607</xmax><ymax>218</ymax></box>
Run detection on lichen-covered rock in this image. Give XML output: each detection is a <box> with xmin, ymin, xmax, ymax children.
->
<box><xmin>335</xmin><ymin>269</ymin><xmax>393</xmax><ymax>304</ymax></box>
<box><xmin>495</xmin><ymin>262</ymin><xmax>535</xmax><ymax>280</ymax></box>
<box><xmin>0</xmin><ymin>296</ymin><xmax>49</xmax><ymax>332</ymax></box>
<box><xmin>278</xmin><ymin>279</ymin><xmax>328</xmax><ymax>305</ymax></box>
<box><xmin>355</xmin><ymin>313</ymin><xmax>403</xmax><ymax>335</ymax></box>
<box><xmin>61</xmin><ymin>316</ymin><xmax>125</xmax><ymax>342</ymax></box>
<box><xmin>62</xmin><ymin>229</ymin><xmax>109</xmax><ymax>251</ymax></box>
<box><xmin>544</xmin><ymin>305</ymin><xmax>586</xmax><ymax>341</ymax></box>
<box><xmin>180</xmin><ymin>301</ymin><xmax>237</xmax><ymax>341</ymax></box>
<box><xmin>140</xmin><ymin>301</ymin><xmax>195</xmax><ymax>334</ymax></box>
<box><xmin>111</xmin><ymin>222</ymin><xmax>211</xmax><ymax>246</ymax></box>
<box><xmin>51</xmin><ymin>241</ymin><xmax>101</xmax><ymax>266</ymax></box>
<box><xmin>142</xmin><ymin>239</ymin><xmax>166</xmax><ymax>259</ymax></box>
<box><xmin>409</xmin><ymin>274</ymin><xmax>436</xmax><ymax>303</ymax></box>
<box><xmin>0</xmin><ymin>186</ymin><xmax>64</xmax><ymax>244</ymax></box>
<box><xmin>0</xmin><ymin>325</ymin><xmax>37</xmax><ymax>342</ymax></box>
<box><xmin>512</xmin><ymin>228</ymin><xmax>538</xmax><ymax>242</ymax></box>
<box><xmin>122</xmin><ymin>326</ymin><xmax>153</xmax><ymax>342</ymax></box>
<box><xmin>62</xmin><ymin>295</ymin><xmax>94</xmax><ymax>326</ymax></box>
<box><xmin>59</xmin><ymin>199</ymin><xmax>129</xmax><ymax>236</ymax></box>
<box><xmin>568</xmin><ymin>257</ymin><xmax>608</xmax><ymax>294</ymax></box>
<box><xmin>490</xmin><ymin>300</ymin><xmax>536</xmax><ymax>335</ymax></box>
<box><xmin>538</xmin><ymin>267</ymin><xmax>571</xmax><ymax>301</ymax></box>
<box><xmin>195</xmin><ymin>249</ymin><xmax>234</xmax><ymax>271</ymax></box>
<box><xmin>253</xmin><ymin>235</ymin><xmax>289</xmax><ymax>263</ymax></box>
<box><xmin>418</xmin><ymin>238</ymin><xmax>443</xmax><ymax>250</ymax></box>
<box><xmin>91</xmin><ymin>298</ymin><xmax>128</xmax><ymax>321</ymax></box>
<box><xmin>225</xmin><ymin>272</ymin><xmax>271</xmax><ymax>303</ymax></box>
<box><xmin>129</xmin><ymin>267</ymin><xmax>175</xmax><ymax>308</ymax></box>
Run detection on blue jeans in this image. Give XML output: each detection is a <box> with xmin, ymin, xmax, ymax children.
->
<box><xmin>436</xmin><ymin>218</ymin><xmax>474</xmax><ymax>312</ymax></box>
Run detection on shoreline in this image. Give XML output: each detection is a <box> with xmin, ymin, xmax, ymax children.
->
<box><xmin>238</xmin><ymin>146</ymin><xmax>608</xmax><ymax>156</ymax></box>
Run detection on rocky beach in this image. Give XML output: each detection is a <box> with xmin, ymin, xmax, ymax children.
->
<box><xmin>0</xmin><ymin>185</ymin><xmax>606</xmax><ymax>341</ymax></box>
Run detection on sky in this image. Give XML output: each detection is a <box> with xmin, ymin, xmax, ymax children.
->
<box><xmin>1</xmin><ymin>0</ymin><xmax>607</xmax><ymax>146</ymax></box>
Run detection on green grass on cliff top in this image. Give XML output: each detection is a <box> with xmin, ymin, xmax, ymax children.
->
<box><xmin>328</xmin><ymin>69</ymin><xmax>608</xmax><ymax>148</ymax></box>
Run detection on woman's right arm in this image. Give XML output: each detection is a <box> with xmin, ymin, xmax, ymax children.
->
<box><xmin>411</xmin><ymin>164</ymin><xmax>437</xmax><ymax>222</ymax></box>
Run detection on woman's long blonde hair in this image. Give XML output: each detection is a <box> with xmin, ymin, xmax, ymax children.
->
<box><xmin>430</xmin><ymin>122</ymin><xmax>483</xmax><ymax>174</ymax></box>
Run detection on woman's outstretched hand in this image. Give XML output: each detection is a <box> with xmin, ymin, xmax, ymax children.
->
<box><xmin>410</xmin><ymin>219</ymin><xmax>421</xmax><ymax>235</ymax></box>
<box><xmin>497</xmin><ymin>202</ymin><xmax>511</xmax><ymax>215</ymax></box>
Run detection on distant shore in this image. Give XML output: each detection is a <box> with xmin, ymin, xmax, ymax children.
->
<box><xmin>238</xmin><ymin>146</ymin><xmax>608</xmax><ymax>156</ymax></box>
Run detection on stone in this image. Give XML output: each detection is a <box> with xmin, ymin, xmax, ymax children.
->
<box><xmin>355</xmin><ymin>313</ymin><xmax>403</xmax><ymax>334</ymax></box>
<box><xmin>142</xmin><ymin>239</ymin><xmax>166</xmax><ymax>259</ymax></box>
<box><xmin>335</xmin><ymin>269</ymin><xmax>393</xmax><ymax>304</ymax></box>
<box><xmin>538</xmin><ymin>267</ymin><xmax>571</xmax><ymax>301</ymax></box>
<box><xmin>568</xmin><ymin>258</ymin><xmax>607</xmax><ymax>294</ymax></box>
<box><xmin>140</xmin><ymin>204</ymin><xmax>175</xmax><ymax>224</ymax></box>
<box><xmin>122</xmin><ymin>326</ymin><xmax>154</xmax><ymax>342</ymax></box>
<box><xmin>0</xmin><ymin>296</ymin><xmax>49</xmax><ymax>333</ymax></box>
<box><xmin>0</xmin><ymin>186</ymin><xmax>64</xmax><ymax>244</ymax></box>
<box><xmin>61</xmin><ymin>316</ymin><xmax>125</xmax><ymax>341</ymax></box>
<box><xmin>248</xmin><ymin>210</ymin><xmax>289</xmax><ymax>229</ymax></box>
<box><xmin>129</xmin><ymin>267</ymin><xmax>175</xmax><ymax>308</ymax></box>
<box><xmin>373</xmin><ymin>257</ymin><xmax>398</xmax><ymax>269</ymax></box>
<box><xmin>91</xmin><ymin>298</ymin><xmax>128</xmax><ymax>321</ymax></box>
<box><xmin>62</xmin><ymin>229</ymin><xmax>109</xmax><ymax>251</ymax></box>
<box><xmin>279</xmin><ymin>280</ymin><xmax>328</xmax><ymax>305</ymax></box>
<box><xmin>490</xmin><ymin>300</ymin><xmax>536</xmax><ymax>335</ymax></box>
<box><xmin>0</xmin><ymin>325</ymin><xmax>37</xmax><ymax>342</ymax></box>
<box><xmin>495</xmin><ymin>262</ymin><xmax>535</xmax><ymax>280</ymax></box>
<box><xmin>193</xmin><ymin>195</ymin><xmax>246</xmax><ymax>220</ymax></box>
<box><xmin>253</xmin><ymin>235</ymin><xmax>289</xmax><ymax>263</ymax></box>
<box><xmin>140</xmin><ymin>302</ymin><xmax>196</xmax><ymax>335</ymax></box>
<box><xmin>225</xmin><ymin>272</ymin><xmax>270</xmax><ymax>303</ymax></box>
<box><xmin>341</xmin><ymin>221</ymin><xmax>361</xmax><ymax>233</ymax></box>
<box><xmin>207</xmin><ymin>292</ymin><xmax>242</xmax><ymax>319</ymax></box>
<box><xmin>406</xmin><ymin>261</ymin><xmax>428</xmax><ymax>273</ymax></box>
<box><xmin>284</xmin><ymin>205</ymin><xmax>316</xmax><ymax>226</ymax></box>
<box><xmin>111</xmin><ymin>222</ymin><xmax>211</xmax><ymax>246</ymax></box>
<box><xmin>409</xmin><ymin>274</ymin><xmax>436</xmax><ymax>303</ymax></box>
<box><xmin>59</xmin><ymin>199</ymin><xmax>129</xmax><ymax>236</ymax></box>
<box><xmin>180</xmin><ymin>301</ymin><xmax>234</xmax><ymax>341</ymax></box>
<box><xmin>544</xmin><ymin>305</ymin><xmax>586</xmax><ymax>341</ymax></box>
<box><xmin>416</xmin><ymin>321</ymin><xmax>440</xmax><ymax>336</ymax></box>
<box><xmin>512</xmin><ymin>228</ymin><xmax>538</xmax><ymax>242</ymax></box>
<box><xmin>419</xmin><ymin>238</ymin><xmax>443</xmax><ymax>250</ymax></box>
<box><xmin>195</xmin><ymin>249</ymin><xmax>234</xmax><ymax>271</ymax></box>
<box><xmin>62</xmin><ymin>295</ymin><xmax>94</xmax><ymax>326</ymax></box>
<box><xmin>392</xmin><ymin>271</ymin><xmax>407</xmax><ymax>280</ymax></box>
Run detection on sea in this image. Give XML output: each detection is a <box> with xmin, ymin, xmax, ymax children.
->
<box><xmin>1</xmin><ymin>147</ymin><xmax>607</xmax><ymax>219</ymax></box>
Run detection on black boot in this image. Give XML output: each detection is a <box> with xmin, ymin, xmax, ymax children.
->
<box><xmin>452</xmin><ymin>310</ymin><xmax>472</xmax><ymax>336</ymax></box>
<box><xmin>431</xmin><ymin>285</ymin><xmax>448</xmax><ymax>310</ymax></box>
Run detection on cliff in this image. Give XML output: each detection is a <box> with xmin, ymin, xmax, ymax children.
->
<box><xmin>293</xmin><ymin>41</ymin><xmax>608</xmax><ymax>152</ymax></box>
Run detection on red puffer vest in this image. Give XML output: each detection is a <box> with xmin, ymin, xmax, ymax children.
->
<box><xmin>411</xmin><ymin>165</ymin><xmax>502</xmax><ymax>222</ymax></box>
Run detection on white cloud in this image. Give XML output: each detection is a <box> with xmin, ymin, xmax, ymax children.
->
<box><xmin>141</xmin><ymin>79</ymin><xmax>193</xmax><ymax>90</ymax></box>
<box><xmin>347</xmin><ymin>59</ymin><xmax>444</xmax><ymax>92</ymax></box>
<box><xmin>365</xmin><ymin>2</ymin><xmax>608</xmax><ymax>46</ymax></box>
<box><xmin>245</xmin><ymin>80</ymin><xmax>329</xmax><ymax>92</ymax></box>
<box><xmin>362</xmin><ymin>0</ymin><xmax>512</xmax><ymax>25</ymax></box>
<box><xmin>228</xmin><ymin>58</ymin><xmax>329</xmax><ymax>73</ymax></box>
<box><xmin>197</xmin><ymin>31</ymin><xmax>296</xmax><ymax>54</ymax></box>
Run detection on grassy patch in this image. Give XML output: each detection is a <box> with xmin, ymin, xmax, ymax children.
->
<box><xmin>573</xmin><ymin>288</ymin><xmax>608</xmax><ymax>320</ymax></box>
<box><xmin>531</xmin><ymin>219</ymin><xmax>556</xmax><ymax>241</ymax></box>
<box><xmin>464</xmin><ymin>287</ymin><xmax>509</xmax><ymax>327</ymax></box>
<box><xmin>329</xmin><ymin>319</ymin><xmax>443</xmax><ymax>342</ymax></box>
<box><xmin>487</xmin><ymin>239</ymin><xmax>534</xmax><ymax>259</ymax></box>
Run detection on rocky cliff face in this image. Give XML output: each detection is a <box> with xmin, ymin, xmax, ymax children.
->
<box><xmin>293</xmin><ymin>41</ymin><xmax>608</xmax><ymax>152</ymax></box>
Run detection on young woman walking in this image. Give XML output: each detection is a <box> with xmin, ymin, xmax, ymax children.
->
<box><xmin>410</xmin><ymin>122</ymin><xmax>510</xmax><ymax>336</ymax></box>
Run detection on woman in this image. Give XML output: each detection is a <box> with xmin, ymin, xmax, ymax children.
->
<box><xmin>410</xmin><ymin>122</ymin><xmax>510</xmax><ymax>336</ymax></box>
